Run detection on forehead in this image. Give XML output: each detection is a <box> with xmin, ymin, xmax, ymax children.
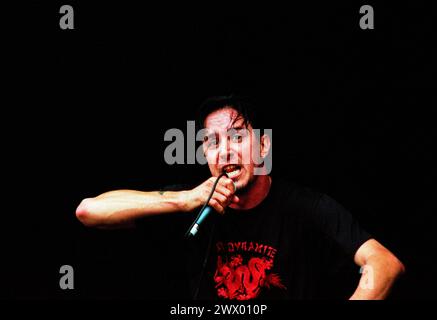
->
<box><xmin>204</xmin><ymin>107</ymin><xmax>246</xmax><ymax>131</ymax></box>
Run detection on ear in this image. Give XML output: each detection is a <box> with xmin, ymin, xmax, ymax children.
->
<box><xmin>260</xmin><ymin>133</ymin><xmax>271</xmax><ymax>159</ymax></box>
<box><xmin>202</xmin><ymin>142</ymin><xmax>207</xmax><ymax>156</ymax></box>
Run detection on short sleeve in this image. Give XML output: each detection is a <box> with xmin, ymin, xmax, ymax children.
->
<box><xmin>312</xmin><ymin>194</ymin><xmax>372</xmax><ymax>257</ymax></box>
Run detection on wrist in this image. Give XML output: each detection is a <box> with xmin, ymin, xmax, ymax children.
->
<box><xmin>177</xmin><ymin>190</ymin><xmax>200</xmax><ymax>213</ymax></box>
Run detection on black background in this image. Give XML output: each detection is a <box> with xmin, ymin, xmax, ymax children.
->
<box><xmin>4</xmin><ymin>1</ymin><xmax>436</xmax><ymax>303</ymax></box>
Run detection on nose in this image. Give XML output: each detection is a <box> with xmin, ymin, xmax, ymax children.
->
<box><xmin>218</xmin><ymin>136</ymin><xmax>233</xmax><ymax>164</ymax></box>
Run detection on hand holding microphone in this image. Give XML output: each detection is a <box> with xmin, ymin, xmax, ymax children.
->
<box><xmin>186</xmin><ymin>174</ymin><xmax>238</xmax><ymax>237</ymax></box>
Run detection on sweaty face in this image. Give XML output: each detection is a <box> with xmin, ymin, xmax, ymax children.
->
<box><xmin>203</xmin><ymin>107</ymin><xmax>264</xmax><ymax>192</ymax></box>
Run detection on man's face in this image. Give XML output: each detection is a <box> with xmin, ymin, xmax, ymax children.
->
<box><xmin>203</xmin><ymin>107</ymin><xmax>265</xmax><ymax>192</ymax></box>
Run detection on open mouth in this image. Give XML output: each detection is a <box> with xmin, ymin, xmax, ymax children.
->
<box><xmin>222</xmin><ymin>164</ymin><xmax>242</xmax><ymax>179</ymax></box>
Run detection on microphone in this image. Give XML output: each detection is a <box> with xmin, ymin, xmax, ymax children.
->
<box><xmin>187</xmin><ymin>206</ymin><xmax>213</xmax><ymax>237</ymax></box>
<box><xmin>186</xmin><ymin>172</ymin><xmax>234</xmax><ymax>238</ymax></box>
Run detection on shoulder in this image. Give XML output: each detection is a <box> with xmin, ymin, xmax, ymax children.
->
<box><xmin>269</xmin><ymin>177</ymin><xmax>353</xmax><ymax>227</ymax></box>
<box><xmin>270</xmin><ymin>177</ymin><xmax>323</xmax><ymax>212</ymax></box>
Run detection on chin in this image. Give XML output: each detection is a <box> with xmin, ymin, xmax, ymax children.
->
<box><xmin>235</xmin><ymin>176</ymin><xmax>251</xmax><ymax>191</ymax></box>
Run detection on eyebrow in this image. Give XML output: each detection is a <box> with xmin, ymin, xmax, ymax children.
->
<box><xmin>205</xmin><ymin>126</ymin><xmax>247</xmax><ymax>135</ymax></box>
<box><xmin>228</xmin><ymin>126</ymin><xmax>246</xmax><ymax>132</ymax></box>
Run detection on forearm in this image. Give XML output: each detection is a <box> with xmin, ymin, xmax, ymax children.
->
<box><xmin>349</xmin><ymin>254</ymin><xmax>405</xmax><ymax>300</ymax></box>
<box><xmin>76</xmin><ymin>190</ymin><xmax>195</xmax><ymax>228</ymax></box>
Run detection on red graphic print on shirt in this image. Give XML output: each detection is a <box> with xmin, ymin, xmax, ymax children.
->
<box><xmin>213</xmin><ymin>241</ymin><xmax>286</xmax><ymax>300</ymax></box>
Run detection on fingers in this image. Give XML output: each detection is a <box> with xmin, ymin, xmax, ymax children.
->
<box><xmin>207</xmin><ymin>176</ymin><xmax>235</xmax><ymax>192</ymax></box>
<box><xmin>215</xmin><ymin>184</ymin><xmax>232</xmax><ymax>197</ymax></box>
<box><xmin>208</xmin><ymin>198</ymin><xmax>225</xmax><ymax>214</ymax></box>
<box><xmin>216</xmin><ymin>179</ymin><xmax>239</xmax><ymax>201</ymax></box>
<box><xmin>206</xmin><ymin>190</ymin><xmax>231</xmax><ymax>214</ymax></box>
<box><xmin>205</xmin><ymin>177</ymin><xmax>238</xmax><ymax>214</ymax></box>
<box><xmin>212</xmin><ymin>191</ymin><xmax>228</xmax><ymax>206</ymax></box>
<box><xmin>215</xmin><ymin>185</ymin><xmax>240</xmax><ymax>204</ymax></box>
<box><xmin>222</xmin><ymin>178</ymin><xmax>236</xmax><ymax>193</ymax></box>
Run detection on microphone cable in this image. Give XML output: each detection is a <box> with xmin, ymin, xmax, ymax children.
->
<box><xmin>193</xmin><ymin>221</ymin><xmax>216</xmax><ymax>300</ymax></box>
<box><xmin>187</xmin><ymin>171</ymin><xmax>231</xmax><ymax>299</ymax></box>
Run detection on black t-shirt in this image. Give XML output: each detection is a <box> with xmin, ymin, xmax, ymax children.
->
<box><xmin>137</xmin><ymin>177</ymin><xmax>372</xmax><ymax>300</ymax></box>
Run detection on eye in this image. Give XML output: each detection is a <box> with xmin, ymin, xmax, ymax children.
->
<box><xmin>204</xmin><ymin>135</ymin><xmax>219</xmax><ymax>148</ymax></box>
<box><xmin>231</xmin><ymin>133</ymin><xmax>243</xmax><ymax>143</ymax></box>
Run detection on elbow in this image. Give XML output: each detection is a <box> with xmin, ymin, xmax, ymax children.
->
<box><xmin>76</xmin><ymin>198</ymin><xmax>100</xmax><ymax>227</ymax></box>
<box><xmin>393</xmin><ymin>256</ymin><xmax>406</xmax><ymax>277</ymax></box>
<box><xmin>385</xmin><ymin>252</ymin><xmax>406</xmax><ymax>279</ymax></box>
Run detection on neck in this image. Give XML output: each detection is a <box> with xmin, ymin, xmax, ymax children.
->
<box><xmin>230</xmin><ymin>175</ymin><xmax>272</xmax><ymax>210</ymax></box>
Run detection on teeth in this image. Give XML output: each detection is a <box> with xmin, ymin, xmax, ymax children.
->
<box><xmin>227</xmin><ymin>168</ymin><xmax>241</xmax><ymax>178</ymax></box>
<box><xmin>223</xmin><ymin>165</ymin><xmax>239</xmax><ymax>173</ymax></box>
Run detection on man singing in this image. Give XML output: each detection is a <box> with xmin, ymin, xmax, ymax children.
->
<box><xmin>76</xmin><ymin>95</ymin><xmax>405</xmax><ymax>300</ymax></box>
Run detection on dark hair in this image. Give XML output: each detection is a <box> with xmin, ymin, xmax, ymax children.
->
<box><xmin>197</xmin><ymin>95</ymin><xmax>263</xmax><ymax>130</ymax></box>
